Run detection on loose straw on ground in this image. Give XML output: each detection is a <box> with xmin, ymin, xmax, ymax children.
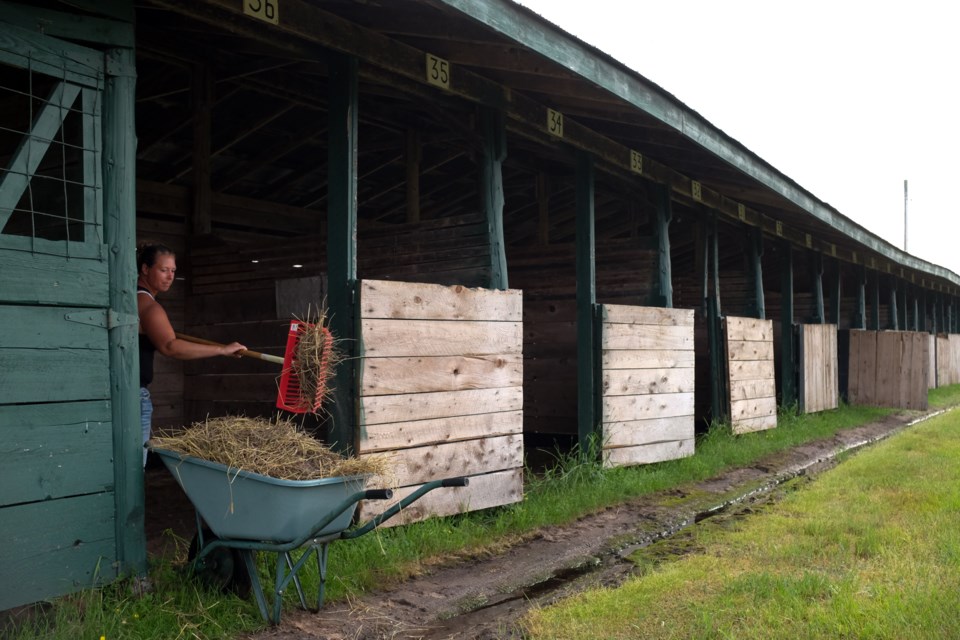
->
<box><xmin>150</xmin><ymin>416</ymin><xmax>390</xmax><ymax>482</ymax></box>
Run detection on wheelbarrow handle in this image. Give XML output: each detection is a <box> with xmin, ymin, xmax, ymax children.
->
<box><xmin>442</xmin><ymin>477</ymin><xmax>469</xmax><ymax>488</ymax></box>
<box><xmin>342</xmin><ymin>476</ymin><xmax>470</xmax><ymax>539</ymax></box>
<box><xmin>364</xmin><ymin>489</ymin><xmax>394</xmax><ymax>500</ymax></box>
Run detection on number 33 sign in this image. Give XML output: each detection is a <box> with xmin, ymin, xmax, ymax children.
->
<box><xmin>244</xmin><ymin>0</ymin><xmax>279</xmax><ymax>24</ymax></box>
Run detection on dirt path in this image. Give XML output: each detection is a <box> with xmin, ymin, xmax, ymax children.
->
<box><xmin>238</xmin><ymin>411</ymin><xmax>935</xmax><ymax>640</ymax></box>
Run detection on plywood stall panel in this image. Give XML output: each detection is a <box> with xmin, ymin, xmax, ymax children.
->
<box><xmin>356</xmin><ymin>279</ymin><xmax>524</xmax><ymax>525</ymax></box>
<box><xmin>600</xmin><ymin>305</ymin><xmax>695</xmax><ymax>467</ymax></box>
<box><xmin>847</xmin><ymin>330</ymin><xmax>928</xmax><ymax>409</ymax></box>
<box><xmin>928</xmin><ymin>334</ymin><xmax>937</xmax><ymax>390</ymax></box>
<box><xmin>798</xmin><ymin>324</ymin><xmax>839</xmax><ymax>414</ymax></box>
<box><xmin>936</xmin><ymin>334</ymin><xmax>960</xmax><ymax>388</ymax></box>
<box><xmin>724</xmin><ymin>317</ymin><xmax>777</xmax><ymax>434</ymax></box>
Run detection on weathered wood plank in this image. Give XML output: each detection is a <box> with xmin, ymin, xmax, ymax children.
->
<box><xmin>0</xmin><ymin>401</ymin><xmax>113</xmax><ymax>506</ymax></box>
<box><xmin>600</xmin><ymin>324</ymin><xmax>693</xmax><ymax>350</ymax></box>
<box><xmin>360</xmin><ymin>319</ymin><xmax>522</xmax><ymax>357</ymax></box>
<box><xmin>875</xmin><ymin>332</ymin><xmax>902</xmax><ymax>406</ymax></box>
<box><xmin>726</xmin><ymin>340</ymin><xmax>775</xmax><ymax>361</ymax></box>
<box><xmin>732</xmin><ymin>413</ymin><xmax>777</xmax><ymax>435</ymax></box>
<box><xmin>601</xmin><ymin>349</ymin><xmax>695</xmax><ymax>370</ymax></box>
<box><xmin>727</xmin><ymin>359</ymin><xmax>776</xmax><ymax>382</ymax></box>
<box><xmin>367</xmin><ymin>434</ymin><xmax>522</xmax><ymax>487</ymax></box>
<box><xmin>928</xmin><ymin>334</ymin><xmax>937</xmax><ymax>389</ymax></box>
<box><xmin>601</xmin><ymin>367</ymin><xmax>694</xmax><ymax>396</ymax></box>
<box><xmin>359</xmin><ymin>279</ymin><xmax>522</xmax><ymax>321</ymax></box>
<box><xmin>601</xmin><ymin>392</ymin><xmax>694</xmax><ymax>423</ymax></box>
<box><xmin>356</xmin><ymin>468</ymin><xmax>523</xmax><ymax>526</ymax></box>
<box><xmin>601</xmin><ymin>305</ymin><xmax>694</xmax><ymax>327</ymax></box>
<box><xmin>729</xmin><ymin>378</ymin><xmax>776</xmax><ymax>401</ymax></box>
<box><xmin>602</xmin><ymin>415</ymin><xmax>694</xmax><ymax>447</ymax></box>
<box><xmin>0</xmin><ymin>306</ymin><xmax>106</xmax><ymax>348</ymax></box>
<box><xmin>799</xmin><ymin>324</ymin><xmax>838</xmax><ymax>414</ymax></box>
<box><xmin>358</xmin><ymin>410</ymin><xmax>522</xmax><ymax>453</ymax></box>
<box><xmin>603</xmin><ymin>438</ymin><xmax>694</xmax><ymax>468</ymax></box>
<box><xmin>359</xmin><ymin>354</ymin><xmax>522</xmax><ymax>396</ymax></box>
<box><xmin>0</xmin><ymin>250</ymin><xmax>108</xmax><ymax>306</ymax></box>
<box><xmin>0</xmin><ymin>349</ymin><xmax>109</xmax><ymax>403</ymax></box>
<box><xmin>730</xmin><ymin>395</ymin><xmax>777</xmax><ymax>421</ymax></box>
<box><xmin>724</xmin><ymin>316</ymin><xmax>773</xmax><ymax>342</ymax></box>
<box><xmin>360</xmin><ymin>387</ymin><xmax>523</xmax><ymax>426</ymax></box>
<box><xmin>0</xmin><ymin>493</ymin><xmax>116</xmax><ymax>611</ymax></box>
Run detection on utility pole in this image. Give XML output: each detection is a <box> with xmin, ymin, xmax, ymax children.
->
<box><xmin>904</xmin><ymin>179</ymin><xmax>908</xmax><ymax>251</ymax></box>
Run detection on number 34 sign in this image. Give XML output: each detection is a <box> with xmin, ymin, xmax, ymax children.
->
<box><xmin>244</xmin><ymin>0</ymin><xmax>279</xmax><ymax>24</ymax></box>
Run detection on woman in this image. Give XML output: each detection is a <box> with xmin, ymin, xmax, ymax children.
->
<box><xmin>137</xmin><ymin>243</ymin><xmax>247</xmax><ymax>466</ymax></box>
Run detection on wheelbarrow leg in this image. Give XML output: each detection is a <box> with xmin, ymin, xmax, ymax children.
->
<box><xmin>283</xmin><ymin>551</ymin><xmax>309</xmax><ymax>610</ymax></box>
<box><xmin>239</xmin><ymin>550</ymin><xmax>271</xmax><ymax>623</ymax></box>
<box><xmin>316</xmin><ymin>542</ymin><xmax>329</xmax><ymax>610</ymax></box>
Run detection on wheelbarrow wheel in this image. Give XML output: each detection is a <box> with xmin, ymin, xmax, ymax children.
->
<box><xmin>187</xmin><ymin>528</ymin><xmax>252</xmax><ymax>599</ymax></box>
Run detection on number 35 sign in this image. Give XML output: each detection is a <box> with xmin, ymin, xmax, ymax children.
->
<box><xmin>244</xmin><ymin>0</ymin><xmax>278</xmax><ymax>25</ymax></box>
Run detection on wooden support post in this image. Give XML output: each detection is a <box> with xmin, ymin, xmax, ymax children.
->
<box><xmin>191</xmin><ymin>60</ymin><xmax>213</xmax><ymax>237</ymax></box>
<box><xmin>919</xmin><ymin>289</ymin><xmax>926</xmax><ymax>333</ymax></box>
<box><xmin>898</xmin><ymin>283</ymin><xmax>907</xmax><ymax>330</ymax></box>
<box><xmin>536</xmin><ymin>172</ymin><xmax>550</xmax><ymax>246</ymax></box>
<box><xmin>811</xmin><ymin>252</ymin><xmax>824</xmax><ymax>324</ymax></box>
<box><xmin>780</xmin><ymin>240</ymin><xmax>797</xmax><ymax>408</ymax></box>
<box><xmin>104</xmin><ymin>47</ymin><xmax>145</xmax><ymax>576</ymax></box>
<box><xmin>748</xmin><ymin>226</ymin><xmax>765</xmax><ymax>319</ymax></box>
<box><xmin>481</xmin><ymin>107</ymin><xmax>508</xmax><ymax>290</ymax></box>
<box><xmin>651</xmin><ymin>183</ymin><xmax>673</xmax><ymax>308</ymax></box>
<box><xmin>405</xmin><ymin>129</ymin><xmax>420</xmax><ymax>224</ymax></box>
<box><xmin>870</xmin><ymin>271</ymin><xmax>881</xmax><ymax>331</ymax></box>
<box><xmin>576</xmin><ymin>152</ymin><xmax>598</xmax><ymax>451</ymax></box>
<box><xmin>854</xmin><ymin>266</ymin><xmax>866</xmax><ymax>329</ymax></box>
<box><xmin>326</xmin><ymin>54</ymin><xmax>358</xmax><ymax>456</ymax></box>
<box><xmin>889</xmin><ymin>278</ymin><xmax>899</xmax><ymax>331</ymax></box>
<box><xmin>706</xmin><ymin>213</ymin><xmax>726</xmax><ymax>422</ymax></box>
<box><xmin>829</xmin><ymin>257</ymin><xmax>841</xmax><ymax>326</ymax></box>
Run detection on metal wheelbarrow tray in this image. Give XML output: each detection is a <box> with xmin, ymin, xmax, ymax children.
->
<box><xmin>153</xmin><ymin>447</ymin><xmax>469</xmax><ymax>624</ymax></box>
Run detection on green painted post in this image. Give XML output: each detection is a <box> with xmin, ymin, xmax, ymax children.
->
<box><xmin>780</xmin><ymin>241</ymin><xmax>796</xmax><ymax>408</ymax></box>
<box><xmin>103</xmin><ymin>46</ymin><xmax>145</xmax><ymax>576</ymax></box>
<box><xmin>854</xmin><ymin>266</ymin><xmax>866</xmax><ymax>329</ymax></box>
<box><xmin>652</xmin><ymin>183</ymin><xmax>673</xmax><ymax>308</ymax></box>
<box><xmin>480</xmin><ymin>107</ymin><xmax>508</xmax><ymax>290</ymax></box>
<box><xmin>829</xmin><ymin>257</ymin><xmax>841</xmax><ymax>325</ymax></box>
<box><xmin>707</xmin><ymin>215</ymin><xmax>726</xmax><ymax>422</ymax></box>
<box><xmin>913</xmin><ymin>291</ymin><xmax>920</xmax><ymax>332</ymax></box>
<box><xmin>811</xmin><ymin>252</ymin><xmax>824</xmax><ymax>324</ymax></box>
<box><xmin>748</xmin><ymin>227</ymin><xmax>765</xmax><ymax>320</ymax></box>
<box><xmin>576</xmin><ymin>152</ymin><xmax>598</xmax><ymax>452</ymax></box>
<box><xmin>870</xmin><ymin>271</ymin><xmax>881</xmax><ymax>331</ymax></box>
<box><xmin>898</xmin><ymin>283</ymin><xmax>907</xmax><ymax>330</ymax></box>
<box><xmin>889</xmin><ymin>279</ymin><xmax>899</xmax><ymax>331</ymax></box>
<box><xmin>326</xmin><ymin>54</ymin><xmax>358</xmax><ymax>456</ymax></box>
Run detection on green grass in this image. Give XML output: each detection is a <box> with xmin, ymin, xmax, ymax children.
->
<box><xmin>523</xmin><ymin>409</ymin><xmax>960</xmax><ymax>640</ymax></box>
<box><xmin>928</xmin><ymin>384</ymin><xmax>960</xmax><ymax>409</ymax></box>
<box><xmin>3</xmin><ymin>398</ymin><xmax>946</xmax><ymax>640</ymax></box>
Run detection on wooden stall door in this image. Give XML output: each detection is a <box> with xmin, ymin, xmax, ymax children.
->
<box><xmin>600</xmin><ymin>305</ymin><xmax>695</xmax><ymax>467</ymax></box>
<box><xmin>356</xmin><ymin>279</ymin><xmax>523</xmax><ymax>525</ymax></box>
<box><xmin>724</xmin><ymin>317</ymin><xmax>777</xmax><ymax>434</ymax></box>
<box><xmin>848</xmin><ymin>330</ymin><xmax>928</xmax><ymax>410</ymax></box>
<box><xmin>798</xmin><ymin>324</ymin><xmax>839</xmax><ymax>414</ymax></box>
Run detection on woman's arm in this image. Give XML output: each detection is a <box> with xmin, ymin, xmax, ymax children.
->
<box><xmin>139</xmin><ymin>296</ymin><xmax>246</xmax><ymax>360</ymax></box>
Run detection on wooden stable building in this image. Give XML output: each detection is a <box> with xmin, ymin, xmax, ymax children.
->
<box><xmin>2</xmin><ymin>0</ymin><xmax>960</xmax><ymax>611</ymax></box>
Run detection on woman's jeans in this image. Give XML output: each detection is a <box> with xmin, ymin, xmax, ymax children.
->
<box><xmin>140</xmin><ymin>387</ymin><xmax>153</xmax><ymax>467</ymax></box>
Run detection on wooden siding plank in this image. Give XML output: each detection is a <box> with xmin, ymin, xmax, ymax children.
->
<box><xmin>731</xmin><ymin>396</ymin><xmax>778</xmax><ymax>421</ymax></box>
<box><xmin>601</xmin><ymin>367</ymin><xmax>694</xmax><ymax>396</ymax></box>
<box><xmin>360</xmin><ymin>387</ymin><xmax>523</xmax><ymax>426</ymax></box>
<box><xmin>858</xmin><ymin>331</ymin><xmax>878</xmax><ymax>404</ymax></box>
<box><xmin>600</xmin><ymin>324</ymin><xmax>693</xmax><ymax>350</ymax></box>
<box><xmin>603</xmin><ymin>438</ymin><xmax>694</xmax><ymax>468</ymax></box>
<box><xmin>0</xmin><ymin>493</ymin><xmax>116</xmax><ymax>611</ymax></box>
<box><xmin>602</xmin><ymin>416</ymin><xmax>694</xmax><ymax>447</ymax></box>
<box><xmin>729</xmin><ymin>378</ymin><xmax>777</xmax><ymax>401</ymax></box>
<box><xmin>799</xmin><ymin>324</ymin><xmax>839</xmax><ymax>414</ymax></box>
<box><xmin>600</xmin><ymin>305</ymin><xmax>694</xmax><ymax>326</ymax></box>
<box><xmin>358</xmin><ymin>410</ymin><xmax>522</xmax><ymax>453</ymax></box>
<box><xmin>0</xmin><ymin>306</ymin><xmax>106</xmax><ymax>348</ymax></box>
<box><xmin>359</xmin><ymin>354</ymin><xmax>522</xmax><ymax>396</ymax></box>
<box><xmin>366</xmin><ymin>434</ymin><xmax>522</xmax><ymax>488</ymax></box>
<box><xmin>0</xmin><ymin>349</ymin><xmax>109</xmax><ymax>403</ymax></box>
<box><xmin>726</xmin><ymin>339</ymin><xmax>775</xmax><ymax>361</ymax></box>
<box><xmin>0</xmin><ymin>401</ymin><xmax>113</xmax><ymax>506</ymax></box>
<box><xmin>356</xmin><ymin>468</ymin><xmax>523</xmax><ymax>526</ymax></box>
<box><xmin>732</xmin><ymin>413</ymin><xmax>778</xmax><ymax>435</ymax></box>
<box><xmin>0</xmin><ymin>249</ymin><xmax>108</xmax><ymax>306</ymax></box>
<box><xmin>875</xmin><ymin>332</ymin><xmax>902</xmax><ymax>406</ymax></box>
<box><xmin>928</xmin><ymin>334</ymin><xmax>937</xmax><ymax>390</ymax></box>
<box><xmin>724</xmin><ymin>316</ymin><xmax>773</xmax><ymax>342</ymax></box>
<box><xmin>360</xmin><ymin>318</ymin><xmax>522</xmax><ymax>357</ymax></box>
<box><xmin>601</xmin><ymin>392</ymin><xmax>694</xmax><ymax>423</ymax></box>
<box><xmin>360</xmin><ymin>279</ymin><xmax>522</xmax><ymax>321</ymax></box>
<box><xmin>601</xmin><ymin>349</ymin><xmax>695</xmax><ymax>370</ymax></box>
<box><xmin>727</xmin><ymin>359</ymin><xmax>777</xmax><ymax>382</ymax></box>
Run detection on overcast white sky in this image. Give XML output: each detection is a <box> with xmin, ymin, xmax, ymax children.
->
<box><xmin>516</xmin><ymin>0</ymin><xmax>960</xmax><ymax>275</ymax></box>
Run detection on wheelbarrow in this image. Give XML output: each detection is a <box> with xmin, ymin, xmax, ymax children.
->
<box><xmin>152</xmin><ymin>447</ymin><xmax>469</xmax><ymax>624</ymax></box>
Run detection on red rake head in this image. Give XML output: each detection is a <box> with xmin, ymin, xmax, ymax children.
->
<box><xmin>276</xmin><ymin>321</ymin><xmax>335</xmax><ymax>414</ymax></box>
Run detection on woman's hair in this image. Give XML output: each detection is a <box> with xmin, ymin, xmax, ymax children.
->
<box><xmin>136</xmin><ymin>243</ymin><xmax>175</xmax><ymax>272</ymax></box>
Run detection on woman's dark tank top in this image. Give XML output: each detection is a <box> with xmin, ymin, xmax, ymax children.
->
<box><xmin>137</xmin><ymin>287</ymin><xmax>156</xmax><ymax>387</ymax></box>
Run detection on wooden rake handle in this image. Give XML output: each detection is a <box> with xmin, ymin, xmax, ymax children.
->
<box><xmin>175</xmin><ymin>332</ymin><xmax>285</xmax><ymax>365</ymax></box>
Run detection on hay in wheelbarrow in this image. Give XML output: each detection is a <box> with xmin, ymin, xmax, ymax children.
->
<box><xmin>150</xmin><ymin>415</ymin><xmax>390</xmax><ymax>481</ymax></box>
